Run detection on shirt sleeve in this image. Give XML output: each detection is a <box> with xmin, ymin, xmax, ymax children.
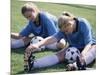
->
<box><xmin>19</xmin><ymin>22</ymin><xmax>32</xmax><ymax>37</ymax></box>
<box><xmin>53</xmin><ymin>31</ymin><xmax>64</xmax><ymax>41</ymax></box>
<box><xmin>46</xmin><ymin>19</ymin><xmax>58</xmax><ymax>35</ymax></box>
<box><xmin>80</xmin><ymin>18</ymin><xmax>93</xmax><ymax>45</ymax></box>
<box><xmin>43</xmin><ymin>13</ymin><xmax>59</xmax><ymax>36</ymax></box>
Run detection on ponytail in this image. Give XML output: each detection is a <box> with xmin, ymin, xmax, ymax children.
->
<box><xmin>58</xmin><ymin>11</ymin><xmax>77</xmax><ymax>28</ymax></box>
<box><xmin>62</xmin><ymin>11</ymin><xmax>75</xmax><ymax>19</ymax></box>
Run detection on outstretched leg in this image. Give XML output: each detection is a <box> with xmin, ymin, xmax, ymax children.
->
<box><xmin>66</xmin><ymin>45</ymin><xmax>96</xmax><ymax>71</ymax></box>
<box><xmin>24</xmin><ymin>47</ymin><xmax>67</xmax><ymax>72</ymax></box>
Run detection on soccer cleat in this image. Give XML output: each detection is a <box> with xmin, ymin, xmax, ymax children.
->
<box><xmin>28</xmin><ymin>53</ymin><xmax>35</xmax><ymax>71</ymax></box>
<box><xmin>24</xmin><ymin>65</ymin><xmax>29</xmax><ymax>71</ymax></box>
<box><xmin>66</xmin><ymin>56</ymin><xmax>86</xmax><ymax>71</ymax></box>
<box><xmin>76</xmin><ymin>56</ymin><xmax>86</xmax><ymax>70</ymax></box>
<box><xmin>66</xmin><ymin>64</ymin><xmax>77</xmax><ymax>71</ymax></box>
<box><xmin>24</xmin><ymin>53</ymin><xmax>35</xmax><ymax>72</ymax></box>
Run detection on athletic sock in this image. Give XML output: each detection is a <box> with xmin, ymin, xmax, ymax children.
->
<box><xmin>33</xmin><ymin>55</ymin><xmax>59</xmax><ymax>68</ymax></box>
<box><xmin>46</xmin><ymin>42</ymin><xmax>57</xmax><ymax>50</ymax></box>
<box><xmin>84</xmin><ymin>47</ymin><xmax>96</xmax><ymax>65</ymax></box>
<box><xmin>72</xmin><ymin>47</ymin><xmax>96</xmax><ymax>70</ymax></box>
<box><xmin>11</xmin><ymin>39</ymin><xmax>24</xmax><ymax>48</ymax></box>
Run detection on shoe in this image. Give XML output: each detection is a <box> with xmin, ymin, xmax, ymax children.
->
<box><xmin>66</xmin><ymin>56</ymin><xmax>86</xmax><ymax>71</ymax></box>
<box><xmin>24</xmin><ymin>64</ymin><xmax>29</xmax><ymax>71</ymax></box>
<box><xmin>24</xmin><ymin>53</ymin><xmax>35</xmax><ymax>72</ymax></box>
<box><xmin>28</xmin><ymin>53</ymin><xmax>35</xmax><ymax>71</ymax></box>
<box><xmin>66</xmin><ymin>64</ymin><xmax>77</xmax><ymax>71</ymax></box>
<box><xmin>76</xmin><ymin>56</ymin><xmax>86</xmax><ymax>70</ymax></box>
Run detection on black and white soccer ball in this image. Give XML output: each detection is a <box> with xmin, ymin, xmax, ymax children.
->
<box><xmin>30</xmin><ymin>36</ymin><xmax>45</xmax><ymax>51</ymax></box>
<box><xmin>65</xmin><ymin>47</ymin><xmax>80</xmax><ymax>64</ymax></box>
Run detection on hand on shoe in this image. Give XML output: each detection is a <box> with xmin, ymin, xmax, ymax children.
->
<box><xmin>66</xmin><ymin>63</ymin><xmax>77</xmax><ymax>71</ymax></box>
<box><xmin>66</xmin><ymin>55</ymin><xmax>86</xmax><ymax>71</ymax></box>
<box><xmin>24</xmin><ymin>44</ymin><xmax>38</xmax><ymax>72</ymax></box>
<box><xmin>26</xmin><ymin>44</ymin><xmax>39</xmax><ymax>52</ymax></box>
<box><xmin>76</xmin><ymin>54</ymin><xmax>86</xmax><ymax>70</ymax></box>
<box><xmin>79</xmin><ymin>54</ymin><xmax>86</xmax><ymax>66</ymax></box>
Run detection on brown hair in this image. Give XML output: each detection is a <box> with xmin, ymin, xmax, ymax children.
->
<box><xmin>21</xmin><ymin>2</ymin><xmax>40</xmax><ymax>15</ymax></box>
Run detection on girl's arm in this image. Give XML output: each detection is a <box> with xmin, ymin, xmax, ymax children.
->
<box><xmin>33</xmin><ymin>36</ymin><xmax>57</xmax><ymax>48</ymax></box>
<box><xmin>11</xmin><ymin>32</ymin><xmax>23</xmax><ymax>39</ymax></box>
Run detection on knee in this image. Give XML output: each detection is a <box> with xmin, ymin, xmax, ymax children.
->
<box><xmin>56</xmin><ymin>48</ymin><xmax>67</xmax><ymax>62</ymax></box>
<box><xmin>57</xmin><ymin>39</ymin><xmax>67</xmax><ymax>49</ymax></box>
<box><xmin>11</xmin><ymin>39</ymin><xmax>25</xmax><ymax>48</ymax></box>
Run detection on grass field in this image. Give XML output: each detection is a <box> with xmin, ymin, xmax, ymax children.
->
<box><xmin>11</xmin><ymin>0</ymin><xmax>96</xmax><ymax>74</ymax></box>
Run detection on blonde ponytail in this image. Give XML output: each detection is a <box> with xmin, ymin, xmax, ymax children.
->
<box><xmin>58</xmin><ymin>11</ymin><xmax>76</xmax><ymax>28</ymax></box>
<box><xmin>62</xmin><ymin>11</ymin><xmax>75</xmax><ymax>19</ymax></box>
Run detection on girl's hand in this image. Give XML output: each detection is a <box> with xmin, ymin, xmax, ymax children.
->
<box><xmin>24</xmin><ymin>44</ymin><xmax>39</xmax><ymax>63</ymax></box>
<box><xmin>79</xmin><ymin>54</ymin><xmax>85</xmax><ymax>65</ymax></box>
<box><xmin>26</xmin><ymin>44</ymin><xmax>39</xmax><ymax>52</ymax></box>
<box><xmin>24</xmin><ymin>44</ymin><xmax>39</xmax><ymax>71</ymax></box>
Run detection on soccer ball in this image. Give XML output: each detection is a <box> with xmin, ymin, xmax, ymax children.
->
<box><xmin>30</xmin><ymin>36</ymin><xmax>45</xmax><ymax>51</ymax></box>
<box><xmin>65</xmin><ymin>47</ymin><xmax>80</xmax><ymax>63</ymax></box>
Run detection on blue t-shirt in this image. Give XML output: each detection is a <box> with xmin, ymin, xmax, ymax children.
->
<box><xmin>20</xmin><ymin>11</ymin><xmax>59</xmax><ymax>38</ymax></box>
<box><xmin>53</xmin><ymin>17</ymin><xmax>96</xmax><ymax>49</ymax></box>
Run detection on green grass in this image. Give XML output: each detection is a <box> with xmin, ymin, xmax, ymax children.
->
<box><xmin>11</xmin><ymin>0</ymin><xmax>96</xmax><ymax>74</ymax></box>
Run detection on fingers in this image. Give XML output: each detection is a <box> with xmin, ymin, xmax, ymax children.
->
<box><xmin>25</xmin><ymin>45</ymin><xmax>35</xmax><ymax>54</ymax></box>
<box><xmin>66</xmin><ymin>64</ymin><xmax>76</xmax><ymax>71</ymax></box>
<box><xmin>80</xmin><ymin>54</ymin><xmax>85</xmax><ymax>63</ymax></box>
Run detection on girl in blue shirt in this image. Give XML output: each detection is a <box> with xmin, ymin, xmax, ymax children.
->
<box><xmin>11</xmin><ymin>3</ymin><xmax>66</xmax><ymax>49</ymax></box>
<box><xmin>25</xmin><ymin>12</ymin><xmax>96</xmax><ymax>71</ymax></box>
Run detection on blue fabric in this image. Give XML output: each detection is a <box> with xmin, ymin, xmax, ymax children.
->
<box><xmin>20</xmin><ymin>11</ymin><xmax>59</xmax><ymax>38</ymax></box>
<box><xmin>53</xmin><ymin>17</ymin><xmax>96</xmax><ymax>49</ymax></box>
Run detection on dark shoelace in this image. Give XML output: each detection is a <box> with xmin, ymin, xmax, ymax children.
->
<box><xmin>28</xmin><ymin>53</ymin><xmax>35</xmax><ymax>71</ymax></box>
<box><xmin>76</xmin><ymin>56</ymin><xmax>86</xmax><ymax>70</ymax></box>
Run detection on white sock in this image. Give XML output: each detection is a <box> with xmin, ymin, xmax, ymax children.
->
<box><xmin>11</xmin><ymin>39</ymin><xmax>25</xmax><ymax>48</ymax></box>
<box><xmin>84</xmin><ymin>47</ymin><xmax>96</xmax><ymax>65</ymax></box>
<box><xmin>45</xmin><ymin>38</ymin><xmax>66</xmax><ymax>50</ymax></box>
<box><xmin>72</xmin><ymin>47</ymin><xmax>96</xmax><ymax>68</ymax></box>
<box><xmin>46</xmin><ymin>42</ymin><xmax>57</xmax><ymax>50</ymax></box>
<box><xmin>33</xmin><ymin>55</ymin><xmax>59</xmax><ymax>68</ymax></box>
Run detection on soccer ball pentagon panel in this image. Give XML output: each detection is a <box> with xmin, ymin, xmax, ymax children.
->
<box><xmin>65</xmin><ymin>47</ymin><xmax>80</xmax><ymax>63</ymax></box>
